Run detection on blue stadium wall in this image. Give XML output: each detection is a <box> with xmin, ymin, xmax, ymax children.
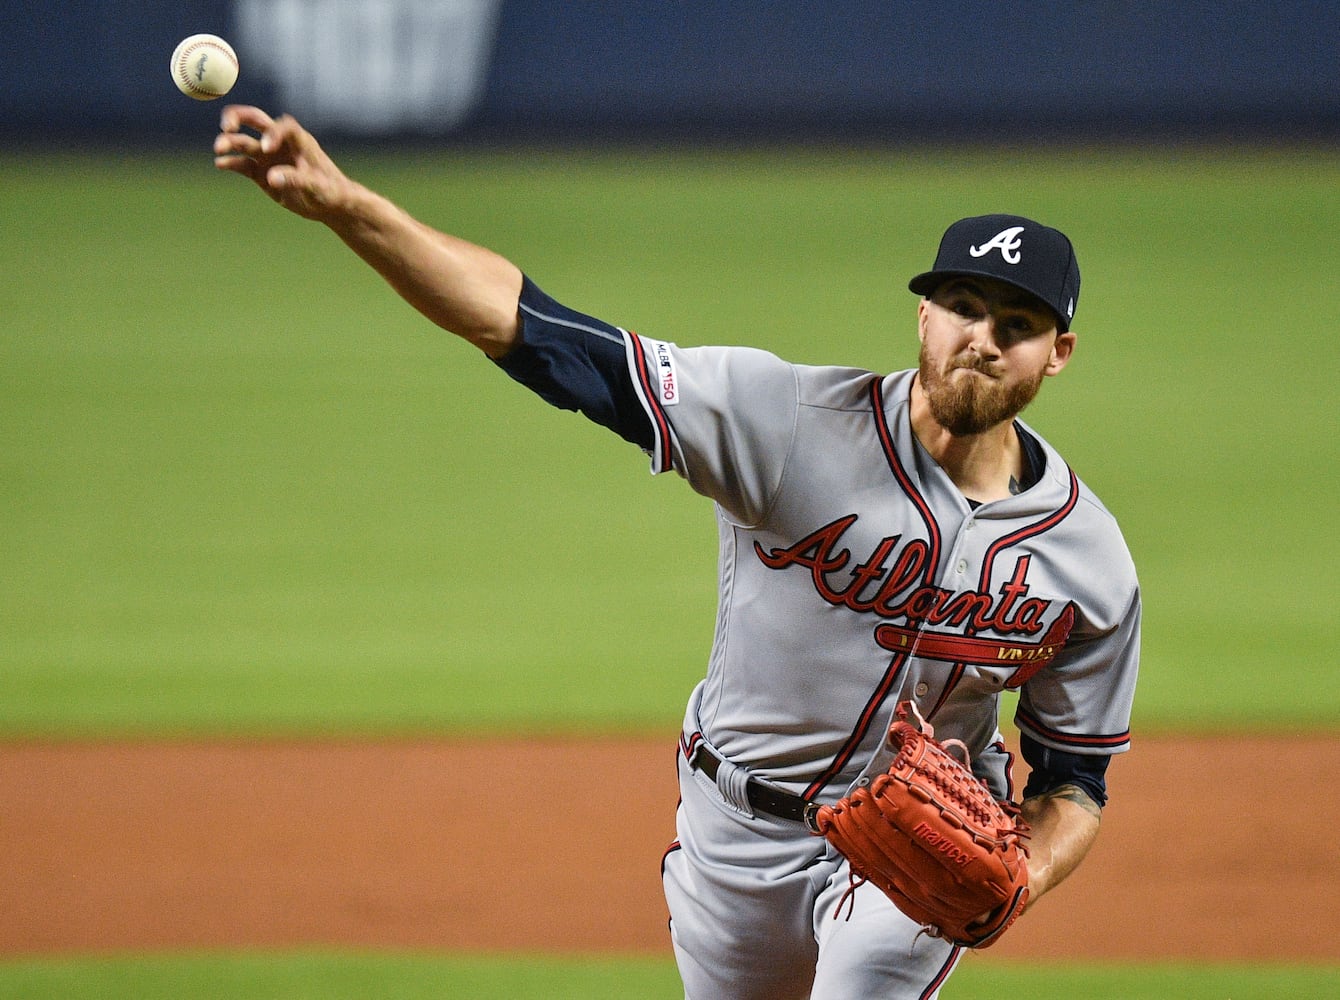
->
<box><xmin>3</xmin><ymin>1</ymin><xmax>1338</xmax><ymax>145</ymax></box>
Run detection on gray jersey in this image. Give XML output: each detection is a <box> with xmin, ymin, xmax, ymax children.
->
<box><xmin>626</xmin><ymin>339</ymin><xmax>1140</xmax><ymax>802</ymax></box>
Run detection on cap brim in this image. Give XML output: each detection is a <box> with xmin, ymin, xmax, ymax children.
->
<box><xmin>907</xmin><ymin>269</ymin><xmax>1070</xmax><ymax>332</ymax></box>
<box><xmin>908</xmin><ymin>270</ymin><xmax>955</xmax><ymax>296</ymax></box>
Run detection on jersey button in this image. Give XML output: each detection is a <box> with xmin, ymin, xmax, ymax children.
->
<box><xmin>955</xmin><ymin>559</ymin><xmax>967</xmax><ymax>574</ymax></box>
<box><xmin>914</xmin><ymin>682</ymin><xmax>930</xmax><ymax>696</ymax></box>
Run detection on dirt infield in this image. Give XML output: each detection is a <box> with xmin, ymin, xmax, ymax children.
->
<box><xmin>2</xmin><ymin>734</ymin><xmax>1337</xmax><ymax>962</ymax></box>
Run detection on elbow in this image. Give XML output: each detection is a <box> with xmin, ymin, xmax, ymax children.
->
<box><xmin>464</xmin><ymin>313</ymin><xmax>521</xmax><ymax>359</ymax></box>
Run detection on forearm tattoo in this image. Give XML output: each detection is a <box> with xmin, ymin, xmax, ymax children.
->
<box><xmin>1030</xmin><ymin>783</ymin><xmax>1103</xmax><ymax>821</ymax></box>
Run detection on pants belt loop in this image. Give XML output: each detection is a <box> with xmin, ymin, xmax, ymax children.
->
<box><xmin>685</xmin><ymin>735</ymin><xmax>818</xmax><ymax>829</ymax></box>
<box><xmin>711</xmin><ymin>756</ymin><xmax>756</xmax><ymax>818</ymax></box>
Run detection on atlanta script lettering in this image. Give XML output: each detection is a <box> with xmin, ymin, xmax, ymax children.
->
<box><xmin>753</xmin><ymin>514</ymin><xmax>1075</xmax><ymax>683</ymax></box>
<box><xmin>754</xmin><ymin>514</ymin><xmax>1052</xmax><ymax>635</ymax></box>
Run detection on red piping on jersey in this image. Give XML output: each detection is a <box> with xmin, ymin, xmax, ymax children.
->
<box><xmin>679</xmin><ymin>730</ymin><xmax>704</xmax><ymax>762</ymax></box>
<box><xmin>1015</xmin><ymin>704</ymin><xmax>1131</xmax><ymax>750</ymax></box>
<box><xmin>661</xmin><ymin>840</ymin><xmax>682</xmax><ymax>876</ymax></box>
<box><xmin>925</xmin><ymin>663</ymin><xmax>967</xmax><ymax>720</ymax></box>
<box><xmin>978</xmin><ymin>466</ymin><xmax>1082</xmax><ymax>585</ymax></box>
<box><xmin>628</xmin><ymin>334</ymin><xmax>674</xmax><ymax>474</ymax></box>
<box><xmin>802</xmin><ymin>377</ymin><xmax>936</xmax><ymax>800</ymax></box>
<box><xmin>928</xmin><ymin>464</ymin><xmax>1083</xmax><ymax>716</ymax></box>
<box><xmin>997</xmin><ymin>738</ymin><xmax>1019</xmax><ymax>801</ymax></box>
<box><xmin>803</xmin><ymin>652</ymin><xmax>909</xmax><ymax>800</ymax></box>
<box><xmin>920</xmin><ymin>945</ymin><xmax>964</xmax><ymax>999</ymax></box>
<box><xmin>869</xmin><ymin>376</ymin><xmax>942</xmax><ymax>573</ymax></box>
<box><xmin>664</xmin><ymin>742</ymin><xmax>685</xmax><ymax>875</ymax></box>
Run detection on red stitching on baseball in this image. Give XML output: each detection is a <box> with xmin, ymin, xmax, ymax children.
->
<box><xmin>176</xmin><ymin>41</ymin><xmax>237</xmax><ymax>96</ymax></box>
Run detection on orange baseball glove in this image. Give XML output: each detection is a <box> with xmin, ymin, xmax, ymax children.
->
<box><xmin>813</xmin><ymin>702</ymin><xmax>1030</xmax><ymax>948</ymax></box>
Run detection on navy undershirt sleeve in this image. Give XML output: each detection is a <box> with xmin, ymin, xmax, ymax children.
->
<box><xmin>1020</xmin><ymin>731</ymin><xmax>1110</xmax><ymax>808</ymax></box>
<box><xmin>492</xmin><ymin>276</ymin><xmax>654</xmax><ymax>451</ymax></box>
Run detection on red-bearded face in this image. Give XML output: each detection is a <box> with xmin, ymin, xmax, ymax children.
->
<box><xmin>916</xmin><ymin>278</ymin><xmax>1073</xmax><ymax>437</ymax></box>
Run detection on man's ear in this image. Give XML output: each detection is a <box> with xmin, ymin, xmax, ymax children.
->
<box><xmin>1045</xmin><ymin>330</ymin><xmax>1077</xmax><ymax>376</ymax></box>
<box><xmin>916</xmin><ymin>298</ymin><xmax>930</xmax><ymax>343</ymax></box>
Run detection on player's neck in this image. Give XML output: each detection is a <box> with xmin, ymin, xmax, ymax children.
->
<box><xmin>910</xmin><ymin>394</ymin><xmax>1024</xmax><ymax>505</ymax></box>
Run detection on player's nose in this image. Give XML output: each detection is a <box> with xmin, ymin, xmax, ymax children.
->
<box><xmin>967</xmin><ymin>318</ymin><xmax>1003</xmax><ymax>358</ymax></box>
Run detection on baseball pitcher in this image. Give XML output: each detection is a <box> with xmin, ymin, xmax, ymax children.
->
<box><xmin>214</xmin><ymin>106</ymin><xmax>1140</xmax><ymax>1000</ymax></box>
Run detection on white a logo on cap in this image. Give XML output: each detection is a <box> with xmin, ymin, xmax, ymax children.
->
<box><xmin>969</xmin><ymin>227</ymin><xmax>1025</xmax><ymax>264</ymax></box>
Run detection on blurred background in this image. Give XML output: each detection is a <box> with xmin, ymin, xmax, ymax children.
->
<box><xmin>4</xmin><ymin>0</ymin><xmax>1338</xmax><ymax>146</ymax></box>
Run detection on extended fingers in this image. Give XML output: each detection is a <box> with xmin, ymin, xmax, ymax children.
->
<box><xmin>212</xmin><ymin>149</ymin><xmax>263</xmax><ymax>183</ymax></box>
<box><xmin>214</xmin><ymin>106</ymin><xmax>309</xmax><ymax>161</ymax></box>
<box><xmin>211</xmin><ymin>127</ymin><xmax>268</xmax><ymax>184</ymax></box>
<box><xmin>213</xmin><ymin>129</ymin><xmax>261</xmax><ymax>158</ymax></box>
<box><xmin>211</xmin><ymin>107</ymin><xmax>341</xmax><ymax>218</ymax></box>
<box><xmin>254</xmin><ymin>114</ymin><xmax>319</xmax><ymax>162</ymax></box>
<box><xmin>218</xmin><ymin>104</ymin><xmax>276</xmax><ymax>136</ymax></box>
<box><xmin>214</xmin><ymin>105</ymin><xmax>273</xmax><ymax>175</ymax></box>
<box><xmin>212</xmin><ymin>108</ymin><xmax>308</xmax><ymax>184</ymax></box>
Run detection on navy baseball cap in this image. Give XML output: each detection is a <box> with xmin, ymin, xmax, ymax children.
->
<box><xmin>908</xmin><ymin>215</ymin><xmax>1080</xmax><ymax>332</ymax></box>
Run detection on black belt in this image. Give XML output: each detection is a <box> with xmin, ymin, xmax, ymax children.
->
<box><xmin>688</xmin><ymin>743</ymin><xmax>823</xmax><ymax>833</ymax></box>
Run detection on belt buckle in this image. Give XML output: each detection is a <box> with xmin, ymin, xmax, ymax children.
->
<box><xmin>802</xmin><ymin>800</ymin><xmax>823</xmax><ymax>835</ymax></box>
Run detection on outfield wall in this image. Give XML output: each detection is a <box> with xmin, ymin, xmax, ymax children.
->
<box><xmin>3</xmin><ymin>1</ymin><xmax>1338</xmax><ymax>144</ymax></box>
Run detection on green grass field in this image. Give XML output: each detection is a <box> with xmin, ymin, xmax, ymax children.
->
<box><xmin>0</xmin><ymin>952</ymin><xmax>1336</xmax><ymax>1000</ymax></box>
<box><xmin>3</xmin><ymin>145</ymin><xmax>1337</xmax><ymax>995</ymax></box>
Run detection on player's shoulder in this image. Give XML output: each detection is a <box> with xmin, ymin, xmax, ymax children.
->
<box><xmin>790</xmin><ymin>362</ymin><xmax>903</xmax><ymax>412</ymax></box>
<box><xmin>672</xmin><ymin>343</ymin><xmax>887</xmax><ymax>410</ymax></box>
<box><xmin>1027</xmin><ymin>427</ymin><xmax>1138</xmax><ymax>570</ymax></box>
<box><xmin>664</xmin><ymin>342</ymin><xmax>797</xmax><ymax>395</ymax></box>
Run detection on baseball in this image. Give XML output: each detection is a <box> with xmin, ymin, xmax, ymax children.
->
<box><xmin>170</xmin><ymin>34</ymin><xmax>239</xmax><ymax>101</ymax></box>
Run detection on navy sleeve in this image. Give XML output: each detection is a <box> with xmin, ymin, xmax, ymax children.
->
<box><xmin>492</xmin><ymin>276</ymin><xmax>654</xmax><ymax>451</ymax></box>
<box><xmin>1020</xmin><ymin>731</ymin><xmax>1110</xmax><ymax>808</ymax></box>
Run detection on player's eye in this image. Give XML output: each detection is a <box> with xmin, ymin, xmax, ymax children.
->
<box><xmin>992</xmin><ymin>313</ymin><xmax>1042</xmax><ymax>342</ymax></box>
<box><xmin>948</xmin><ymin>298</ymin><xmax>983</xmax><ymax>319</ymax></box>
